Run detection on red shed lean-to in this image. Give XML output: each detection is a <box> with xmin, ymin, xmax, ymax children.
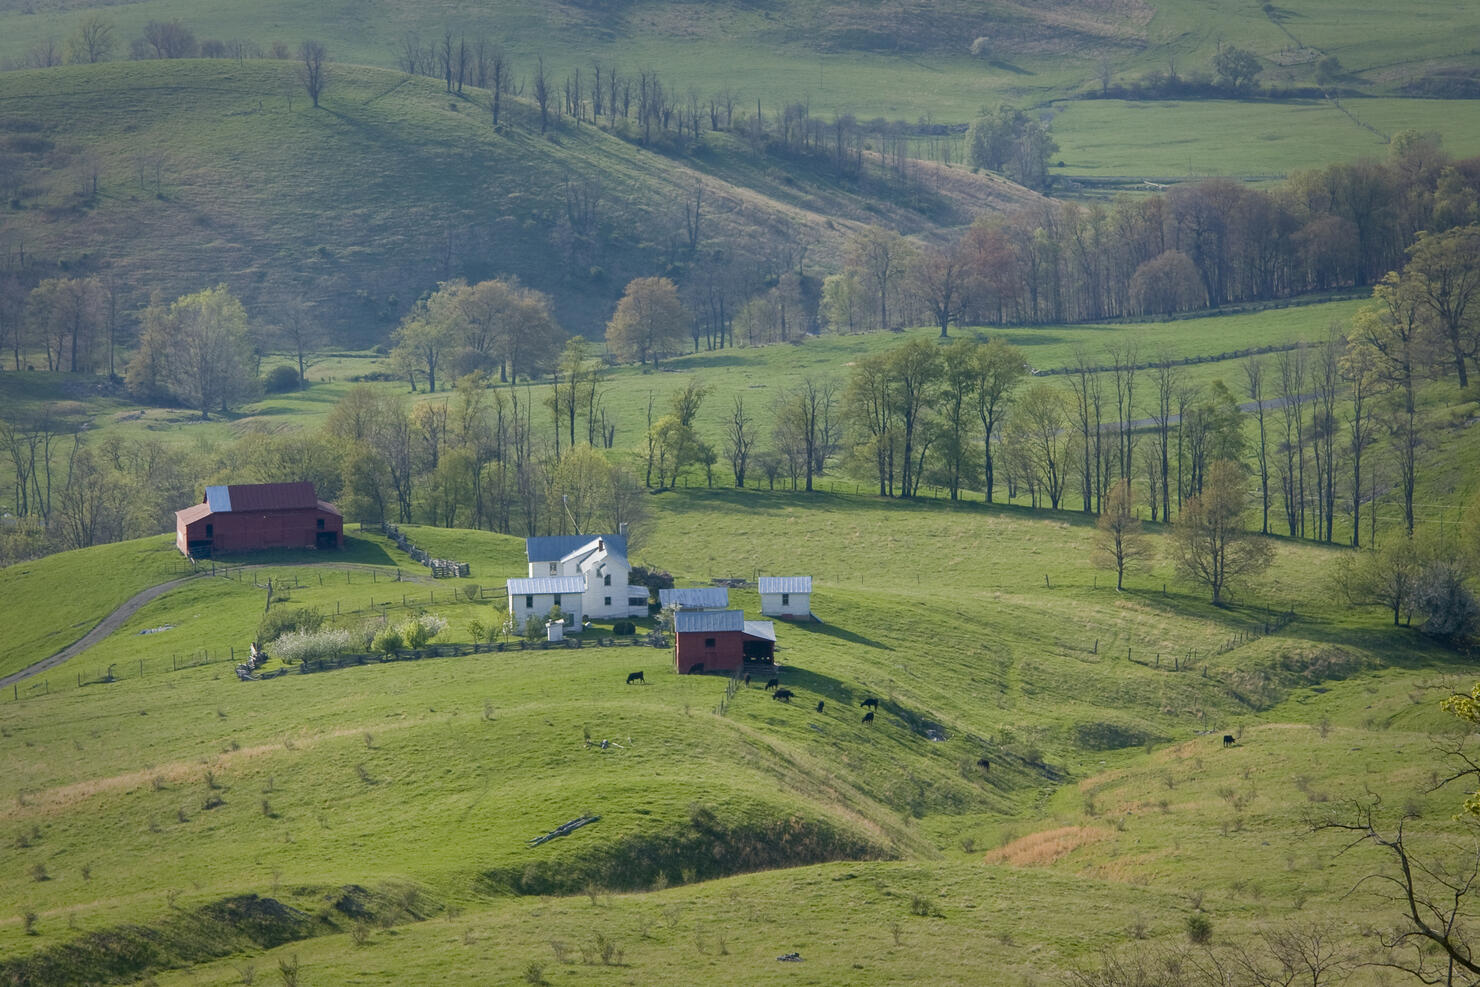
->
<box><xmin>175</xmin><ymin>482</ymin><xmax>342</xmax><ymax>558</ymax></box>
<box><xmin>673</xmin><ymin>609</ymin><xmax>776</xmax><ymax>674</ymax></box>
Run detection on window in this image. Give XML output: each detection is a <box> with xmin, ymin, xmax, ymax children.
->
<box><xmin>604</xmin><ymin>596</ymin><xmax>612</xmax><ymax>606</ymax></box>
<box><xmin>604</xmin><ymin>573</ymin><xmax>612</xmax><ymax>586</ymax></box>
<box><xmin>704</xmin><ymin>638</ymin><xmax>716</xmax><ymax>648</ymax></box>
<box><xmin>525</xmin><ymin>595</ymin><xmax>533</xmax><ymax>609</ymax></box>
<box><xmin>553</xmin><ymin>594</ymin><xmax>562</xmax><ymax>606</ymax></box>
<box><xmin>781</xmin><ymin>593</ymin><xmax>790</xmax><ymax>606</ymax></box>
<box><xmin>205</xmin><ymin>523</ymin><xmax>213</xmax><ymax>537</ymax></box>
<box><xmin>549</xmin><ymin>562</ymin><xmax>558</xmax><ymax>575</ymax></box>
<box><xmin>316</xmin><ymin>518</ymin><xmax>325</xmax><ymax>530</ymax></box>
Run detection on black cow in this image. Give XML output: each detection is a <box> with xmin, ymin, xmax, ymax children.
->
<box><xmin>765</xmin><ymin>677</ymin><xmax>780</xmax><ymax>691</ymax></box>
<box><xmin>862</xmin><ymin>711</ymin><xmax>875</xmax><ymax>724</ymax></box>
<box><xmin>689</xmin><ymin>663</ymin><xmax>705</xmax><ymax>675</ymax></box>
<box><xmin>816</xmin><ymin>700</ymin><xmax>825</xmax><ymax>713</ymax></box>
<box><xmin>772</xmin><ymin>688</ymin><xmax>794</xmax><ymax>702</ymax></box>
<box><xmin>860</xmin><ymin>697</ymin><xmax>879</xmax><ymax>709</ymax></box>
<box><xmin>626</xmin><ymin>671</ymin><xmax>645</xmax><ymax>685</ymax></box>
<box><xmin>977</xmin><ymin>757</ymin><xmax>991</xmax><ymax>771</ymax></box>
<box><xmin>1223</xmin><ymin>734</ymin><xmax>1235</xmax><ymax>747</ymax></box>
<box><xmin>743</xmin><ymin>673</ymin><xmax>751</xmax><ymax>687</ymax></box>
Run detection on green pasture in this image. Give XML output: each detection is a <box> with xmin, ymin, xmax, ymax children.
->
<box><xmin>0</xmin><ymin>487</ymin><xmax>1474</xmax><ymax>982</ymax></box>
<box><xmin>1050</xmin><ymin>98</ymin><xmax>1480</xmax><ymax>182</ymax></box>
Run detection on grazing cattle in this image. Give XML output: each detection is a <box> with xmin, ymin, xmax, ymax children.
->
<box><xmin>860</xmin><ymin>697</ymin><xmax>879</xmax><ymax>709</ymax></box>
<box><xmin>862</xmin><ymin>711</ymin><xmax>875</xmax><ymax>724</ymax></box>
<box><xmin>816</xmin><ymin>700</ymin><xmax>825</xmax><ymax>713</ymax></box>
<box><xmin>977</xmin><ymin>757</ymin><xmax>991</xmax><ymax>771</ymax></box>
<box><xmin>1223</xmin><ymin>734</ymin><xmax>1235</xmax><ymax>747</ymax></box>
<box><xmin>765</xmin><ymin>677</ymin><xmax>780</xmax><ymax>691</ymax></box>
<box><xmin>690</xmin><ymin>663</ymin><xmax>704</xmax><ymax>676</ymax></box>
<box><xmin>743</xmin><ymin>673</ymin><xmax>750</xmax><ymax>687</ymax></box>
<box><xmin>772</xmin><ymin>688</ymin><xmax>794</xmax><ymax>702</ymax></box>
<box><xmin>626</xmin><ymin>671</ymin><xmax>645</xmax><ymax>685</ymax></box>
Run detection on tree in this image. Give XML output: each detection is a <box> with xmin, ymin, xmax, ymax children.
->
<box><xmin>606</xmin><ymin>277</ymin><xmax>688</xmax><ymax>368</ymax></box>
<box><xmin>67</xmin><ymin>13</ymin><xmax>116</xmax><ymax>64</ymax></box>
<box><xmin>1006</xmin><ymin>383</ymin><xmax>1069</xmax><ymax>509</ymax></box>
<box><xmin>1404</xmin><ymin>224</ymin><xmax>1480</xmax><ymax>390</ymax></box>
<box><xmin>846</xmin><ymin>226</ymin><xmax>915</xmax><ymax>332</ymax></box>
<box><xmin>390</xmin><ymin>284</ymin><xmax>463</xmax><ymax>393</ymax></box>
<box><xmin>139</xmin><ymin>19</ymin><xmax>197</xmax><ymax>59</ymax></box>
<box><xmin>912</xmin><ymin>244</ymin><xmax>966</xmax><ymax>337</ymax></box>
<box><xmin>533</xmin><ymin>56</ymin><xmax>550</xmax><ymax>133</ymax></box>
<box><xmin>1214</xmin><ymin>45</ymin><xmax>1261</xmax><ymax>90</ymax></box>
<box><xmin>774</xmin><ymin>377</ymin><xmax>837</xmax><ymax>492</ymax></box>
<box><xmin>722</xmin><ymin>395</ymin><xmax>756</xmax><ymax>488</ymax></box>
<box><xmin>970</xmin><ymin>338</ymin><xmax>1025</xmax><ymax>503</ymax></box>
<box><xmin>1093</xmin><ymin>480</ymin><xmax>1149</xmax><ymax>591</ymax></box>
<box><xmin>1334</xmin><ymin>536</ymin><xmax>1420</xmax><ymax>626</ymax></box>
<box><xmin>272</xmin><ymin>299</ymin><xmax>324</xmax><ymax>390</ymax></box>
<box><xmin>299</xmin><ymin>40</ymin><xmax>329</xmax><ymax>109</ymax></box>
<box><xmin>966</xmin><ymin>104</ymin><xmax>1057</xmax><ymax>190</ymax></box>
<box><xmin>1172</xmin><ymin>459</ymin><xmax>1273</xmax><ymax>605</ymax></box>
<box><xmin>820</xmin><ymin>271</ymin><xmax>867</xmax><ymax>333</ymax></box>
<box><xmin>129</xmin><ymin>286</ymin><xmax>257</xmax><ymax>418</ymax></box>
<box><xmin>28</xmin><ymin>276</ymin><xmax>106</xmax><ymax>373</ymax></box>
<box><xmin>1129</xmin><ymin>250</ymin><xmax>1206</xmax><ymax>315</ymax></box>
<box><xmin>887</xmin><ymin>338</ymin><xmax>942</xmax><ymax>498</ymax></box>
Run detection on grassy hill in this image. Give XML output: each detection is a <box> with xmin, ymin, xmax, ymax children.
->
<box><xmin>0</xmin><ymin>59</ymin><xmax>1037</xmax><ymax>342</ymax></box>
<box><xmin>5</xmin><ymin>0</ymin><xmax>1479</xmax><ymax>109</ymax></box>
<box><xmin>0</xmin><ymin>488</ymin><xmax>1473</xmax><ymax>983</ymax></box>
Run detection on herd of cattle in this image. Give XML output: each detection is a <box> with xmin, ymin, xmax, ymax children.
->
<box><xmin>624</xmin><ymin>668</ymin><xmax>946</xmax><ymax>732</ymax></box>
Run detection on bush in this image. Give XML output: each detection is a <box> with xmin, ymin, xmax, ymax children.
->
<box><xmin>257</xmin><ymin>607</ymin><xmax>324</xmax><ymax>645</ymax></box>
<box><xmin>612</xmin><ymin>621</ymin><xmax>635</xmax><ymax>636</ymax></box>
<box><xmin>272</xmin><ymin>627</ymin><xmax>354</xmax><ymax>664</ymax></box>
<box><xmin>1185</xmin><ymin>914</ymin><xmax>1213</xmax><ymax>944</ymax></box>
<box><xmin>400</xmin><ymin>614</ymin><xmax>447</xmax><ymax>649</ymax></box>
<box><xmin>371</xmin><ymin>626</ymin><xmax>404</xmax><ymax>653</ymax></box>
<box><xmin>262</xmin><ymin>365</ymin><xmax>300</xmax><ymax>393</ymax></box>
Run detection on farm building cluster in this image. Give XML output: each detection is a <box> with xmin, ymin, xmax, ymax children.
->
<box><xmin>505</xmin><ymin>536</ymin><xmax>812</xmax><ymax>675</ymax></box>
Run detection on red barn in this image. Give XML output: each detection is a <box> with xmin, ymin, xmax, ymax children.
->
<box><xmin>673</xmin><ymin>609</ymin><xmax>775</xmax><ymax>674</ymax></box>
<box><xmin>175</xmin><ymin>482</ymin><xmax>342</xmax><ymax>558</ymax></box>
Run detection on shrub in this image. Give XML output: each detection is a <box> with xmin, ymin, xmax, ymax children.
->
<box><xmin>257</xmin><ymin>607</ymin><xmax>324</xmax><ymax>644</ymax></box>
<box><xmin>371</xmin><ymin>626</ymin><xmax>404</xmax><ymax>653</ymax></box>
<box><xmin>612</xmin><ymin>621</ymin><xmax>635</xmax><ymax>636</ymax></box>
<box><xmin>272</xmin><ymin>627</ymin><xmax>354</xmax><ymax>664</ymax></box>
<box><xmin>262</xmin><ymin>365</ymin><xmax>300</xmax><ymax>393</ymax></box>
<box><xmin>1185</xmin><ymin>914</ymin><xmax>1213</xmax><ymax>944</ymax></box>
<box><xmin>400</xmin><ymin>614</ymin><xmax>447</xmax><ymax>649</ymax></box>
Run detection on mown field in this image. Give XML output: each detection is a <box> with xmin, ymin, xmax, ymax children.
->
<box><xmin>0</xmin><ymin>485</ymin><xmax>1472</xmax><ymax>984</ymax></box>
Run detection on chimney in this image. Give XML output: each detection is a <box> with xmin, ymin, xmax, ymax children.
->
<box><xmin>597</xmin><ymin>538</ymin><xmax>604</xmax><ymax>552</ymax></box>
<box><xmin>619</xmin><ymin>522</ymin><xmax>629</xmax><ymax>538</ymax></box>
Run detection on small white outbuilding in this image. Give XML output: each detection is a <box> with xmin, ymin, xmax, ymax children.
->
<box><xmin>757</xmin><ymin>576</ymin><xmax>812</xmax><ymax>619</ymax></box>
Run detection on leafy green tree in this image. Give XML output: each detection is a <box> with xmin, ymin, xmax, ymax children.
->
<box><xmin>820</xmin><ymin>271</ymin><xmax>867</xmax><ymax>333</ymax></box>
<box><xmin>845</xmin><ymin>226</ymin><xmax>916</xmax><ymax>332</ymax></box>
<box><xmin>1214</xmin><ymin>45</ymin><xmax>1261</xmax><ymax>90</ymax></box>
<box><xmin>967</xmin><ymin>104</ymin><xmax>1057</xmax><ymax>190</ymax></box>
<box><xmin>1172</xmin><ymin>459</ymin><xmax>1273</xmax><ymax>605</ymax></box>
<box><xmin>1404</xmin><ymin>224</ymin><xmax>1480</xmax><ymax>390</ymax></box>
<box><xmin>969</xmin><ymin>338</ymin><xmax>1026</xmax><ymax>504</ymax></box>
<box><xmin>606</xmin><ymin>277</ymin><xmax>687</xmax><ymax>367</ymax></box>
<box><xmin>129</xmin><ymin>285</ymin><xmax>257</xmax><ymax>418</ymax></box>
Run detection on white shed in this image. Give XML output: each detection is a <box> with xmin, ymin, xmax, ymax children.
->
<box><xmin>758</xmin><ymin>576</ymin><xmax>812</xmax><ymax>619</ymax></box>
<box><xmin>658</xmin><ymin>587</ymin><xmax>730</xmax><ymax>610</ymax></box>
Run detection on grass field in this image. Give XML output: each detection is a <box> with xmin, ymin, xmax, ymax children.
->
<box><xmin>0</xmin><ymin>485</ymin><xmax>1473</xmax><ymax>983</ymax></box>
<box><xmin>1050</xmin><ymin>97</ymin><xmax>1480</xmax><ymax>182</ymax></box>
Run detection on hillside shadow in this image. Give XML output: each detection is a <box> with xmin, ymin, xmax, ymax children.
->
<box><xmin>786</xmin><ymin>619</ymin><xmax>892</xmax><ymax>651</ymax></box>
<box><xmin>987</xmin><ymin>59</ymin><xmax>1035</xmax><ymax>76</ymax></box>
<box><xmin>754</xmin><ymin>664</ymin><xmax>866</xmax><ymax>706</ymax></box>
<box><xmin>214</xmin><ymin>536</ymin><xmax>396</xmax><ymax>567</ymax></box>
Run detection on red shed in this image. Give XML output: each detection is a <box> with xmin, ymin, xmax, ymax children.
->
<box><xmin>175</xmin><ymin>482</ymin><xmax>342</xmax><ymax>558</ymax></box>
<box><xmin>673</xmin><ymin>610</ymin><xmax>775</xmax><ymax>674</ymax></box>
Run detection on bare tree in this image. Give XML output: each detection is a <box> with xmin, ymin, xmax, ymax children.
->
<box><xmin>298</xmin><ymin>40</ymin><xmax>328</xmax><ymax>109</ymax></box>
<box><xmin>533</xmin><ymin>57</ymin><xmax>550</xmax><ymax>133</ymax></box>
<box><xmin>68</xmin><ymin>13</ymin><xmax>116</xmax><ymax>64</ymax></box>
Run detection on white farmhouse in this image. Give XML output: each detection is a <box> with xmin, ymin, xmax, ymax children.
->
<box><xmin>758</xmin><ymin>576</ymin><xmax>812</xmax><ymax>619</ymax></box>
<box><xmin>509</xmin><ymin>534</ymin><xmax>648</xmax><ymax>624</ymax></box>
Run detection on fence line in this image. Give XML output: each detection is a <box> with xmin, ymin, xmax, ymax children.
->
<box><xmin>376</xmin><ymin>522</ymin><xmax>471</xmax><ymax>578</ymax></box>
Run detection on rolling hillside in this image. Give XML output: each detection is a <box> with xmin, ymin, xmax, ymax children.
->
<box><xmin>0</xmin><ymin>59</ymin><xmax>1038</xmax><ymax>341</ymax></box>
<box><xmin>0</xmin><ymin>491</ymin><xmax>1472</xmax><ymax>984</ymax></box>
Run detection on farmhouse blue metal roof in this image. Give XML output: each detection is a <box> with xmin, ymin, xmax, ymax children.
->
<box><xmin>525</xmin><ymin>534</ymin><xmax>628</xmax><ymax>562</ymax></box>
<box><xmin>758</xmin><ymin>576</ymin><xmax>812</xmax><ymax>594</ymax></box>
<box><xmin>659</xmin><ymin>587</ymin><xmax>730</xmax><ymax>609</ymax></box>
<box><xmin>674</xmin><ymin>609</ymin><xmax>745</xmax><ymax>633</ymax></box>
<box><xmin>507</xmin><ymin>577</ymin><xmax>586</xmax><ymax>596</ymax></box>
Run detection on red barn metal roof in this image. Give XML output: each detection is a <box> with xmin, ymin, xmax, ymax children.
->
<box><xmin>203</xmin><ymin>482</ymin><xmax>320</xmax><ymax>512</ymax></box>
